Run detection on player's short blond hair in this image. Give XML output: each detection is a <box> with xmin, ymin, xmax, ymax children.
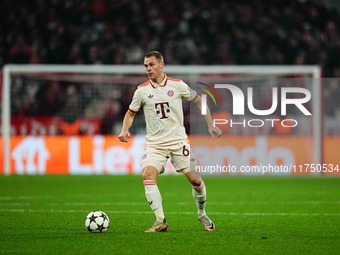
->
<box><xmin>145</xmin><ymin>51</ymin><xmax>164</xmax><ymax>62</ymax></box>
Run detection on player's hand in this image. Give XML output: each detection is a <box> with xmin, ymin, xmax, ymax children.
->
<box><xmin>118</xmin><ymin>131</ymin><xmax>131</xmax><ymax>143</ymax></box>
<box><xmin>209</xmin><ymin>126</ymin><xmax>222</xmax><ymax>138</ymax></box>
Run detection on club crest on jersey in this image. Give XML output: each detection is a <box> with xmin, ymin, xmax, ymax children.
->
<box><xmin>142</xmin><ymin>154</ymin><xmax>147</xmax><ymax>159</ymax></box>
<box><xmin>167</xmin><ymin>90</ymin><xmax>174</xmax><ymax>97</ymax></box>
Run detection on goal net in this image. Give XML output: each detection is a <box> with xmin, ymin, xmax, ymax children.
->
<box><xmin>1</xmin><ymin>65</ymin><xmax>322</xmax><ymax>175</ymax></box>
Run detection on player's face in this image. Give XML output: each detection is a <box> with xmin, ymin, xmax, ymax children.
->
<box><xmin>144</xmin><ymin>56</ymin><xmax>164</xmax><ymax>82</ymax></box>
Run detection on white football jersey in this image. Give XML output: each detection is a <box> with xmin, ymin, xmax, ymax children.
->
<box><xmin>129</xmin><ymin>75</ymin><xmax>197</xmax><ymax>145</ymax></box>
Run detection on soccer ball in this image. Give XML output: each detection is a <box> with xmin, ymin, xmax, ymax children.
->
<box><xmin>85</xmin><ymin>211</ymin><xmax>110</xmax><ymax>233</ymax></box>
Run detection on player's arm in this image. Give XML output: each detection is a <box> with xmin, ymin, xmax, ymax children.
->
<box><xmin>118</xmin><ymin>110</ymin><xmax>136</xmax><ymax>143</ymax></box>
<box><xmin>193</xmin><ymin>95</ymin><xmax>222</xmax><ymax>138</ymax></box>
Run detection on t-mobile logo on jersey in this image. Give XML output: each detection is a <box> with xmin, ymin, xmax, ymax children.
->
<box><xmin>155</xmin><ymin>102</ymin><xmax>170</xmax><ymax>119</ymax></box>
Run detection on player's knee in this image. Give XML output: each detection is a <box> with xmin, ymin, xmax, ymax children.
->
<box><xmin>190</xmin><ymin>178</ymin><xmax>202</xmax><ymax>187</ymax></box>
<box><xmin>142</xmin><ymin>170</ymin><xmax>151</xmax><ymax>180</ymax></box>
<box><xmin>142</xmin><ymin>167</ymin><xmax>158</xmax><ymax>180</ymax></box>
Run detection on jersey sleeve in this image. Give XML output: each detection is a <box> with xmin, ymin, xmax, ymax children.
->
<box><xmin>129</xmin><ymin>88</ymin><xmax>143</xmax><ymax>113</ymax></box>
<box><xmin>181</xmin><ymin>81</ymin><xmax>198</xmax><ymax>102</ymax></box>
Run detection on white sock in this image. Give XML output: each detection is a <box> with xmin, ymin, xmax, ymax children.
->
<box><xmin>144</xmin><ymin>180</ymin><xmax>165</xmax><ymax>222</ymax></box>
<box><xmin>192</xmin><ymin>181</ymin><xmax>206</xmax><ymax>218</ymax></box>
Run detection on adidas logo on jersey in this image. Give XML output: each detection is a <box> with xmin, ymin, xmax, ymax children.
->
<box><xmin>148</xmin><ymin>95</ymin><xmax>154</xmax><ymax>99</ymax></box>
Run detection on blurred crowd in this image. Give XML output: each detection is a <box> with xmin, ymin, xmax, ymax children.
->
<box><xmin>2</xmin><ymin>0</ymin><xmax>340</xmax><ymax>77</ymax></box>
<box><xmin>2</xmin><ymin>0</ymin><xmax>340</xmax><ymax>135</ymax></box>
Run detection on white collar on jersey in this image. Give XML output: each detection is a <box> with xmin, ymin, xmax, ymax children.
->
<box><xmin>150</xmin><ymin>74</ymin><xmax>168</xmax><ymax>88</ymax></box>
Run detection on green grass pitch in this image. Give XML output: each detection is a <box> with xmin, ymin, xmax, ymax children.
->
<box><xmin>0</xmin><ymin>175</ymin><xmax>339</xmax><ymax>254</ymax></box>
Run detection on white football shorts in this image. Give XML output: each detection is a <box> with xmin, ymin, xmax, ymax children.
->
<box><xmin>141</xmin><ymin>141</ymin><xmax>199</xmax><ymax>174</ymax></box>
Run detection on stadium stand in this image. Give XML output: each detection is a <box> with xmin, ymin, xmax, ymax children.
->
<box><xmin>1</xmin><ymin>0</ymin><xmax>340</xmax><ymax>134</ymax></box>
<box><xmin>1</xmin><ymin>0</ymin><xmax>340</xmax><ymax>76</ymax></box>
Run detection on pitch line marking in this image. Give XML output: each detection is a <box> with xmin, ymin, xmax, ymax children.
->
<box><xmin>0</xmin><ymin>208</ymin><xmax>339</xmax><ymax>216</ymax></box>
<box><xmin>0</xmin><ymin>195</ymin><xmax>52</xmax><ymax>200</ymax></box>
<box><xmin>1</xmin><ymin>201</ymin><xmax>340</xmax><ymax>206</ymax></box>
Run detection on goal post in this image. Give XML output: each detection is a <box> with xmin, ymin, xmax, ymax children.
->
<box><xmin>1</xmin><ymin>64</ymin><xmax>322</xmax><ymax>175</ymax></box>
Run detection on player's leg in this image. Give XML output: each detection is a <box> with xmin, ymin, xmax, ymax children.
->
<box><xmin>171</xmin><ymin>142</ymin><xmax>215</xmax><ymax>231</ymax></box>
<box><xmin>142</xmin><ymin>146</ymin><xmax>169</xmax><ymax>232</ymax></box>
<box><xmin>185</xmin><ymin>170</ymin><xmax>206</xmax><ymax>217</ymax></box>
<box><xmin>142</xmin><ymin>166</ymin><xmax>164</xmax><ymax>222</ymax></box>
<box><xmin>185</xmin><ymin>170</ymin><xmax>215</xmax><ymax>231</ymax></box>
<box><xmin>143</xmin><ymin>166</ymin><xmax>169</xmax><ymax>232</ymax></box>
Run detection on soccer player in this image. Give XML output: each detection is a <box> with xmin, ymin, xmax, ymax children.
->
<box><xmin>118</xmin><ymin>51</ymin><xmax>222</xmax><ymax>232</ymax></box>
